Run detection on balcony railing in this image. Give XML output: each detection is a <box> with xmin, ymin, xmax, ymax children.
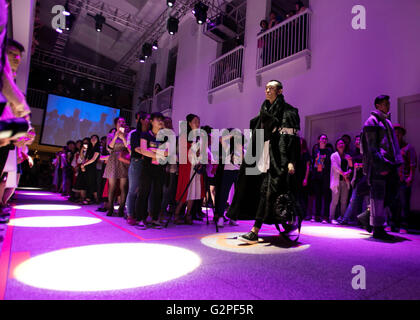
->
<box><xmin>256</xmin><ymin>9</ymin><xmax>311</xmax><ymax>71</ymax></box>
<box><xmin>208</xmin><ymin>45</ymin><xmax>244</xmax><ymax>93</ymax></box>
<box><xmin>137</xmin><ymin>86</ymin><xmax>174</xmax><ymax>113</ymax></box>
<box><xmin>154</xmin><ymin>86</ymin><xmax>174</xmax><ymax>112</ymax></box>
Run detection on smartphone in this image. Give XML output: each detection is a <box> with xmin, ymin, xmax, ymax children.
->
<box><xmin>119</xmin><ymin>127</ymin><xmax>125</xmax><ymax>133</ymax></box>
<box><xmin>83</xmin><ymin>144</ymin><xmax>88</xmax><ymax>149</ymax></box>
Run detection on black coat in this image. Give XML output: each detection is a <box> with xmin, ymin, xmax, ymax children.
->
<box><xmin>226</xmin><ymin>95</ymin><xmax>301</xmax><ymax>224</ymax></box>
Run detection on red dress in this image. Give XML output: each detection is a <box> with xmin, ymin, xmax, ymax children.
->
<box><xmin>175</xmin><ymin>142</ymin><xmax>205</xmax><ymax>203</ymax></box>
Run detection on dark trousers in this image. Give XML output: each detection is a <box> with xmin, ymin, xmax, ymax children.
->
<box><xmin>254</xmin><ymin>173</ymin><xmax>269</xmax><ymax>229</ymax></box>
<box><xmin>96</xmin><ymin>169</ymin><xmax>105</xmax><ymax>201</ymax></box>
<box><xmin>369</xmin><ymin>169</ymin><xmax>400</xmax><ymax>227</ymax></box>
<box><xmin>0</xmin><ymin>145</ymin><xmax>10</xmax><ymax>176</ymax></box>
<box><xmin>161</xmin><ymin>172</ymin><xmax>178</xmax><ymax>214</ymax></box>
<box><xmin>313</xmin><ymin>174</ymin><xmax>331</xmax><ymax>219</ymax></box>
<box><xmin>297</xmin><ymin>185</ymin><xmax>309</xmax><ymax>219</ymax></box>
<box><xmin>137</xmin><ymin>164</ymin><xmax>165</xmax><ymax>222</ymax></box>
<box><xmin>215</xmin><ymin>170</ymin><xmax>239</xmax><ymax>218</ymax></box>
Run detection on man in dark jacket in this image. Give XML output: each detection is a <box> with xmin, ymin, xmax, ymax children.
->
<box><xmin>227</xmin><ymin>80</ymin><xmax>301</xmax><ymax>243</ymax></box>
<box><xmin>361</xmin><ymin>95</ymin><xmax>403</xmax><ymax>240</ymax></box>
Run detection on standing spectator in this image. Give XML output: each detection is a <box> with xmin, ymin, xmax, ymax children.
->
<box><xmin>329</xmin><ymin>138</ymin><xmax>352</xmax><ymax>224</ymax></box>
<box><xmin>340</xmin><ymin>135</ymin><xmax>370</xmax><ymax>225</ymax></box>
<box><xmin>135</xmin><ymin>112</ymin><xmax>168</xmax><ymax>229</ymax></box>
<box><xmin>73</xmin><ymin>137</ymin><xmax>91</xmax><ymax>204</ymax></box>
<box><xmin>394</xmin><ymin>124</ymin><xmax>417</xmax><ymax>233</ymax></box>
<box><xmin>295</xmin><ymin>1</ymin><xmax>307</xmax><ymax>14</ymax></box>
<box><xmin>297</xmin><ymin>137</ymin><xmax>311</xmax><ymax>219</ymax></box>
<box><xmin>80</xmin><ymin>135</ymin><xmax>101</xmax><ymax>203</ymax></box>
<box><xmin>341</xmin><ymin>134</ymin><xmax>353</xmax><ymax>155</ymax></box>
<box><xmin>268</xmin><ymin>12</ymin><xmax>280</xmax><ymax>29</ymax></box>
<box><xmin>311</xmin><ymin>134</ymin><xmax>333</xmax><ymax>223</ymax></box>
<box><xmin>103</xmin><ymin>117</ymin><xmax>129</xmax><ymax>217</ymax></box>
<box><xmin>154</xmin><ymin>83</ymin><xmax>162</xmax><ymax>96</ymax></box>
<box><xmin>214</xmin><ymin>130</ymin><xmax>243</xmax><ymax>228</ymax></box>
<box><xmin>160</xmin><ymin>116</ymin><xmax>178</xmax><ymax>223</ymax></box>
<box><xmin>174</xmin><ymin>114</ymin><xmax>205</xmax><ymax>225</ymax></box>
<box><xmin>125</xmin><ymin>112</ymin><xmax>150</xmax><ymax>225</ymax></box>
<box><xmin>95</xmin><ymin>136</ymin><xmax>109</xmax><ymax>210</ymax></box>
<box><xmin>360</xmin><ymin>95</ymin><xmax>403</xmax><ymax>240</ymax></box>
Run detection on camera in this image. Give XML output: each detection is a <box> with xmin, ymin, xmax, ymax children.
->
<box><xmin>0</xmin><ymin>118</ymin><xmax>30</xmax><ymax>140</ymax></box>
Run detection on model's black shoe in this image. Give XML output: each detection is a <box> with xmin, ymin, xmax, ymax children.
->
<box><xmin>106</xmin><ymin>209</ymin><xmax>114</xmax><ymax>217</ymax></box>
<box><xmin>372</xmin><ymin>227</ymin><xmax>395</xmax><ymax>241</ymax></box>
<box><xmin>238</xmin><ymin>231</ymin><xmax>259</xmax><ymax>244</ymax></box>
<box><xmin>96</xmin><ymin>207</ymin><xmax>107</xmax><ymax>212</ymax></box>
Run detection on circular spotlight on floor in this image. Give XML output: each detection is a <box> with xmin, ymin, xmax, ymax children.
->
<box><xmin>9</xmin><ymin>216</ymin><xmax>102</xmax><ymax>228</ymax></box>
<box><xmin>301</xmin><ymin>226</ymin><xmax>371</xmax><ymax>239</ymax></box>
<box><xmin>17</xmin><ymin>192</ymin><xmax>55</xmax><ymax>196</ymax></box>
<box><xmin>14</xmin><ymin>243</ymin><xmax>201</xmax><ymax>291</ymax></box>
<box><xmin>14</xmin><ymin>204</ymin><xmax>81</xmax><ymax>211</ymax></box>
<box><xmin>201</xmin><ymin>232</ymin><xmax>310</xmax><ymax>255</ymax></box>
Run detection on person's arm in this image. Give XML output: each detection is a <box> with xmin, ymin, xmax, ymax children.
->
<box><xmin>2</xmin><ymin>57</ymin><xmax>31</xmax><ymax>118</ymax></box>
<box><xmin>407</xmin><ymin>147</ymin><xmax>417</xmax><ymax>186</ymax></box>
<box><xmin>108</xmin><ymin>133</ymin><xmax>118</xmax><ymax>150</ymax></box>
<box><xmin>82</xmin><ymin>152</ymin><xmax>99</xmax><ymax>167</ymax></box>
<box><xmin>135</xmin><ymin>138</ymin><xmax>157</xmax><ymax>161</ymax></box>
<box><xmin>303</xmin><ymin>160</ymin><xmax>310</xmax><ymax>186</ymax></box>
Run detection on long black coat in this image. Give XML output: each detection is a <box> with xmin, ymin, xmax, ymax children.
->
<box><xmin>226</xmin><ymin>95</ymin><xmax>301</xmax><ymax>224</ymax></box>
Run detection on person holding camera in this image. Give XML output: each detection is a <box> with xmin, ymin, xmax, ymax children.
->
<box><xmin>103</xmin><ymin>117</ymin><xmax>129</xmax><ymax>217</ymax></box>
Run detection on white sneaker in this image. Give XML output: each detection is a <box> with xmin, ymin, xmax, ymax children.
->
<box><xmin>229</xmin><ymin>219</ymin><xmax>239</xmax><ymax>226</ymax></box>
<box><xmin>217</xmin><ymin>217</ymin><xmax>224</xmax><ymax>227</ymax></box>
<box><xmin>331</xmin><ymin>220</ymin><xmax>339</xmax><ymax>225</ymax></box>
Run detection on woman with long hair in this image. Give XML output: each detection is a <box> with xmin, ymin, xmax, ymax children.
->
<box><xmin>80</xmin><ymin>134</ymin><xmax>101</xmax><ymax>203</ymax></box>
<box><xmin>103</xmin><ymin>117</ymin><xmax>129</xmax><ymax>217</ymax></box>
<box><xmin>174</xmin><ymin>114</ymin><xmax>205</xmax><ymax>225</ymax></box>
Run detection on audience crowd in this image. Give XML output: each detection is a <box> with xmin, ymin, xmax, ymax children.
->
<box><xmin>49</xmin><ymin>109</ymin><xmax>417</xmax><ymax>233</ymax></box>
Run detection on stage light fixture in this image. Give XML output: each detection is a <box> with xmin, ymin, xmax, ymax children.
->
<box><xmin>167</xmin><ymin>0</ymin><xmax>175</xmax><ymax>7</ymax></box>
<box><xmin>55</xmin><ymin>28</ymin><xmax>63</xmax><ymax>34</ymax></box>
<box><xmin>139</xmin><ymin>56</ymin><xmax>146</xmax><ymax>63</ymax></box>
<box><xmin>167</xmin><ymin>16</ymin><xmax>179</xmax><ymax>35</ymax></box>
<box><xmin>142</xmin><ymin>43</ymin><xmax>153</xmax><ymax>58</ymax></box>
<box><xmin>193</xmin><ymin>2</ymin><xmax>208</xmax><ymax>25</ymax></box>
<box><xmin>152</xmin><ymin>41</ymin><xmax>158</xmax><ymax>50</ymax></box>
<box><xmin>94</xmin><ymin>14</ymin><xmax>105</xmax><ymax>32</ymax></box>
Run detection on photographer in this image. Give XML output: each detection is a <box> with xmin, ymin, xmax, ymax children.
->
<box><xmin>0</xmin><ymin>1</ymin><xmax>31</xmax><ymax>177</ymax></box>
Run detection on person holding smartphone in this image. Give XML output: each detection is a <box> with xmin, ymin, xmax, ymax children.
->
<box><xmin>73</xmin><ymin>138</ymin><xmax>91</xmax><ymax>204</ymax></box>
<box><xmin>103</xmin><ymin>117</ymin><xmax>129</xmax><ymax>217</ymax></box>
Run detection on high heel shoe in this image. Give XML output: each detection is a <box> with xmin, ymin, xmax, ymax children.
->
<box><xmin>106</xmin><ymin>208</ymin><xmax>114</xmax><ymax>217</ymax></box>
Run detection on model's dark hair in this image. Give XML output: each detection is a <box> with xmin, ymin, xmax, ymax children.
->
<box><xmin>296</xmin><ymin>1</ymin><xmax>305</xmax><ymax>10</ymax></box>
<box><xmin>335</xmin><ymin>138</ymin><xmax>345</xmax><ymax>149</ymax></box>
<box><xmin>114</xmin><ymin>117</ymin><xmax>125</xmax><ymax>126</ymax></box>
<box><xmin>135</xmin><ymin>111</ymin><xmax>149</xmax><ymax>121</ymax></box>
<box><xmin>318</xmin><ymin>134</ymin><xmax>328</xmax><ymax>141</ymax></box>
<box><xmin>374</xmin><ymin>95</ymin><xmax>390</xmax><ymax>108</ymax></box>
<box><xmin>6</xmin><ymin>38</ymin><xmax>25</xmax><ymax>52</ymax></box>
<box><xmin>260</xmin><ymin>19</ymin><xmax>268</xmax><ymax>28</ymax></box>
<box><xmin>269</xmin><ymin>80</ymin><xmax>283</xmax><ymax>89</ymax></box>
<box><xmin>150</xmin><ymin>112</ymin><xmax>164</xmax><ymax>121</ymax></box>
<box><xmin>186</xmin><ymin>113</ymin><xmax>199</xmax><ymax>136</ymax></box>
<box><xmin>66</xmin><ymin>140</ymin><xmax>75</xmax><ymax>146</ymax></box>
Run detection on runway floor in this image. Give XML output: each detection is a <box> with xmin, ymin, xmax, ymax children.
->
<box><xmin>1</xmin><ymin>189</ymin><xmax>420</xmax><ymax>300</ymax></box>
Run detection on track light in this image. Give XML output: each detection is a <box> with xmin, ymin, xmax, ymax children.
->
<box><xmin>139</xmin><ymin>56</ymin><xmax>146</xmax><ymax>63</ymax></box>
<box><xmin>94</xmin><ymin>14</ymin><xmax>105</xmax><ymax>32</ymax></box>
<box><xmin>167</xmin><ymin>0</ymin><xmax>175</xmax><ymax>7</ymax></box>
<box><xmin>142</xmin><ymin>43</ymin><xmax>153</xmax><ymax>58</ymax></box>
<box><xmin>152</xmin><ymin>41</ymin><xmax>158</xmax><ymax>50</ymax></box>
<box><xmin>167</xmin><ymin>16</ymin><xmax>179</xmax><ymax>35</ymax></box>
<box><xmin>193</xmin><ymin>2</ymin><xmax>208</xmax><ymax>25</ymax></box>
<box><xmin>55</xmin><ymin>28</ymin><xmax>63</xmax><ymax>34</ymax></box>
